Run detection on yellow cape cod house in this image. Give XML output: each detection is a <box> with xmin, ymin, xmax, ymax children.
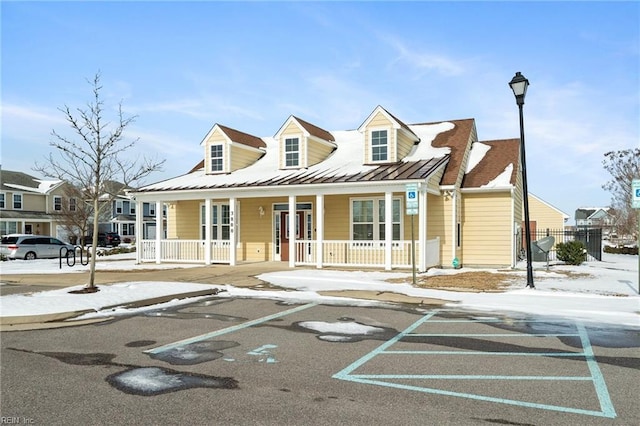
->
<box><xmin>131</xmin><ymin>106</ymin><xmax>523</xmax><ymax>271</ymax></box>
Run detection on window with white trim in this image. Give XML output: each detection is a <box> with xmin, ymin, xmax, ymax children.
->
<box><xmin>54</xmin><ymin>196</ymin><xmax>62</xmax><ymax>211</ymax></box>
<box><xmin>13</xmin><ymin>194</ymin><xmax>22</xmax><ymax>210</ymax></box>
<box><xmin>351</xmin><ymin>197</ymin><xmax>401</xmax><ymax>241</ymax></box>
<box><xmin>116</xmin><ymin>200</ymin><xmax>123</xmax><ymax>214</ymax></box>
<box><xmin>122</xmin><ymin>223</ymin><xmax>135</xmax><ymax>236</ymax></box>
<box><xmin>148</xmin><ymin>203</ymin><xmax>155</xmax><ymax>216</ymax></box>
<box><xmin>0</xmin><ymin>221</ymin><xmax>18</xmax><ymax>235</ymax></box>
<box><xmin>69</xmin><ymin>197</ymin><xmax>77</xmax><ymax>212</ymax></box>
<box><xmin>371</xmin><ymin>130</ymin><xmax>388</xmax><ymax>162</ymax></box>
<box><xmin>210</xmin><ymin>144</ymin><xmax>224</xmax><ymax>172</ymax></box>
<box><xmin>201</xmin><ymin>203</ymin><xmax>231</xmax><ymax>240</ymax></box>
<box><xmin>130</xmin><ymin>201</ymin><xmax>136</xmax><ymax>215</ymax></box>
<box><xmin>285</xmin><ymin>137</ymin><xmax>299</xmax><ymax>167</ymax></box>
<box><xmin>0</xmin><ymin>193</ymin><xmax>5</xmax><ymax>209</ymax></box>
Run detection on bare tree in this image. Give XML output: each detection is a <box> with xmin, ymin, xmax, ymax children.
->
<box><xmin>34</xmin><ymin>72</ymin><xmax>165</xmax><ymax>290</ymax></box>
<box><xmin>602</xmin><ymin>148</ymin><xmax>640</xmax><ymax>238</ymax></box>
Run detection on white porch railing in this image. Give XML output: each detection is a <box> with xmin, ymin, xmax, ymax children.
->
<box><xmin>295</xmin><ymin>238</ymin><xmax>440</xmax><ymax>269</ymax></box>
<box><xmin>140</xmin><ymin>239</ymin><xmax>230</xmax><ymax>263</ymax></box>
<box><xmin>140</xmin><ymin>238</ymin><xmax>440</xmax><ymax>269</ymax></box>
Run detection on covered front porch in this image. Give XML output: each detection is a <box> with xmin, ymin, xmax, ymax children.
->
<box><xmin>133</xmin><ymin>183</ymin><xmax>442</xmax><ymax>271</ymax></box>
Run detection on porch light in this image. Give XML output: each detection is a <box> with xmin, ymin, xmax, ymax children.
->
<box><xmin>509</xmin><ymin>71</ymin><xmax>534</xmax><ymax>288</ymax></box>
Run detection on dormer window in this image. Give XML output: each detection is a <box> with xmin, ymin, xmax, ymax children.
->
<box><xmin>371</xmin><ymin>130</ymin><xmax>388</xmax><ymax>162</ymax></box>
<box><xmin>285</xmin><ymin>137</ymin><xmax>299</xmax><ymax>167</ymax></box>
<box><xmin>210</xmin><ymin>144</ymin><xmax>224</xmax><ymax>172</ymax></box>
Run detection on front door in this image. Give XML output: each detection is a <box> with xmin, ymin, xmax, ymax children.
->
<box><xmin>280</xmin><ymin>212</ymin><xmax>304</xmax><ymax>262</ymax></box>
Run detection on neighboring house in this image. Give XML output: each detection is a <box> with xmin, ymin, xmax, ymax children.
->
<box><xmin>110</xmin><ymin>191</ymin><xmax>166</xmax><ymax>241</ymax></box>
<box><xmin>575</xmin><ymin>207</ymin><xmax>616</xmax><ymax>235</ymax></box>
<box><xmin>131</xmin><ymin>105</ymin><xmax>524</xmax><ymax>270</ymax></box>
<box><xmin>96</xmin><ymin>181</ymin><xmax>166</xmax><ymax>241</ymax></box>
<box><xmin>0</xmin><ymin>169</ymin><xmax>75</xmax><ymax>241</ymax></box>
<box><xmin>527</xmin><ymin>194</ymin><xmax>569</xmax><ymax>237</ymax></box>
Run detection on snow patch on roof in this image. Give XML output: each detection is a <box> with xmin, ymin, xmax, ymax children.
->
<box><xmin>403</xmin><ymin>122</ymin><xmax>454</xmax><ymax>161</ymax></box>
<box><xmin>4</xmin><ymin>179</ymin><xmax>62</xmax><ymax>194</ymax></box>
<box><xmin>482</xmin><ymin>163</ymin><xmax>514</xmax><ymax>188</ymax></box>
<box><xmin>465</xmin><ymin>142</ymin><xmax>491</xmax><ymax>173</ymax></box>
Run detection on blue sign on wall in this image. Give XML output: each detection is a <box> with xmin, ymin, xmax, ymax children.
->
<box><xmin>633</xmin><ymin>179</ymin><xmax>640</xmax><ymax>209</ymax></box>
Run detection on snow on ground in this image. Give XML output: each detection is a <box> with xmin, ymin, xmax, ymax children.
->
<box><xmin>0</xmin><ymin>252</ymin><xmax>638</xmax><ymax>328</ymax></box>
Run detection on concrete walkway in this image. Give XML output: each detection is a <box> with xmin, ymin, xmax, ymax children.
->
<box><xmin>1</xmin><ymin>261</ymin><xmax>447</xmax><ymax>331</ymax></box>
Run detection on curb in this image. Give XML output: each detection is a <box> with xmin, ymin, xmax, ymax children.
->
<box><xmin>0</xmin><ymin>288</ymin><xmax>222</xmax><ymax>332</ymax></box>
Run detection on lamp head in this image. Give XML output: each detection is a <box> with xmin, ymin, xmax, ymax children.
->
<box><xmin>509</xmin><ymin>72</ymin><xmax>529</xmax><ymax>106</ymax></box>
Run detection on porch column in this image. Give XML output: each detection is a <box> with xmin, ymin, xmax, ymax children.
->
<box><xmin>155</xmin><ymin>201</ymin><xmax>163</xmax><ymax>264</ymax></box>
<box><xmin>418</xmin><ymin>189</ymin><xmax>428</xmax><ymax>272</ymax></box>
<box><xmin>135</xmin><ymin>200</ymin><xmax>143</xmax><ymax>264</ymax></box>
<box><xmin>384</xmin><ymin>191</ymin><xmax>393</xmax><ymax>271</ymax></box>
<box><xmin>316</xmin><ymin>194</ymin><xmax>324</xmax><ymax>269</ymax></box>
<box><xmin>204</xmin><ymin>198</ymin><xmax>212</xmax><ymax>265</ymax></box>
<box><xmin>288</xmin><ymin>195</ymin><xmax>296</xmax><ymax>268</ymax></box>
<box><xmin>229</xmin><ymin>197</ymin><xmax>237</xmax><ymax>266</ymax></box>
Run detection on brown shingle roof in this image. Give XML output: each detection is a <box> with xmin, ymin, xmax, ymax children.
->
<box><xmin>462</xmin><ymin>139</ymin><xmax>520</xmax><ymax>188</ymax></box>
<box><xmin>416</xmin><ymin>118</ymin><xmax>475</xmax><ymax>186</ymax></box>
<box><xmin>217</xmin><ymin>124</ymin><xmax>266</xmax><ymax>149</ymax></box>
<box><xmin>292</xmin><ymin>116</ymin><xmax>335</xmax><ymax>142</ymax></box>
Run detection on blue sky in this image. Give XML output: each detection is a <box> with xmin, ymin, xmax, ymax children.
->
<box><xmin>2</xmin><ymin>1</ymin><xmax>638</xmax><ymax>224</ymax></box>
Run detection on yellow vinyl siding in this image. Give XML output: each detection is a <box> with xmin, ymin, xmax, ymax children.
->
<box><xmin>230</xmin><ymin>144</ymin><xmax>262</xmax><ymax>172</ymax></box>
<box><xmin>238</xmin><ymin>198</ymin><xmax>272</xmax><ymax>261</ymax></box>
<box><xmin>280</xmin><ymin>122</ymin><xmax>305</xmax><ymax>169</ymax></box>
<box><xmin>22</xmin><ymin>193</ymin><xmax>45</xmax><ymax>211</ymax></box>
<box><xmin>307</xmin><ymin>139</ymin><xmax>334</xmax><ymax>166</ymax></box>
<box><xmin>528</xmin><ymin>195</ymin><xmax>564</xmax><ymax>231</ymax></box>
<box><xmin>204</xmin><ymin>129</ymin><xmax>227</xmax><ymax>174</ymax></box>
<box><xmin>364</xmin><ymin>112</ymin><xmax>394</xmax><ymax>164</ymax></box>
<box><xmin>427</xmin><ymin>193</ymin><xmax>454</xmax><ymax>267</ymax></box>
<box><xmin>461</xmin><ymin>193</ymin><xmax>513</xmax><ymax>266</ymax></box>
<box><xmin>427</xmin><ymin>167</ymin><xmax>445</xmax><ymax>192</ymax></box>
<box><xmin>168</xmin><ymin>200</ymin><xmax>200</xmax><ymax>239</ymax></box>
<box><xmin>396</xmin><ymin>130</ymin><xmax>415</xmax><ymax>160</ymax></box>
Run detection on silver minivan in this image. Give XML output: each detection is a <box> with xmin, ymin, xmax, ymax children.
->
<box><xmin>0</xmin><ymin>234</ymin><xmax>75</xmax><ymax>260</ymax></box>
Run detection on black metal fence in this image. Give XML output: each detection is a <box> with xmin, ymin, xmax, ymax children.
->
<box><xmin>530</xmin><ymin>228</ymin><xmax>602</xmax><ymax>262</ymax></box>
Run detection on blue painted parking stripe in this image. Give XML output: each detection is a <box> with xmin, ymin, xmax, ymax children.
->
<box><xmin>145</xmin><ymin>302</ymin><xmax>317</xmax><ymax>354</ymax></box>
<box><xmin>382</xmin><ymin>351</ymin><xmax>585</xmax><ymax>356</ymax></box>
<box><xmin>408</xmin><ymin>333</ymin><xmax>579</xmax><ymax>337</ymax></box>
<box><xmin>333</xmin><ymin>310</ymin><xmax>439</xmax><ymax>379</ymax></box>
<box><xmin>576</xmin><ymin>322</ymin><xmax>617</xmax><ymax>418</ymax></box>
<box><xmin>334</xmin><ymin>309</ymin><xmax>617</xmax><ymax>418</ymax></box>
<box><xmin>345</xmin><ymin>377</ymin><xmax>616</xmax><ymax>418</ymax></box>
<box><xmin>350</xmin><ymin>374</ymin><xmax>593</xmax><ymax>381</ymax></box>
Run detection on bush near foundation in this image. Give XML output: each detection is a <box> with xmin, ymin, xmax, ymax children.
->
<box><xmin>556</xmin><ymin>241</ymin><xmax>587</xmax><ymax>265</ymax></box>
<box><xmin>603</xmin><ymin>245</ymin><xmax>639</xmax><ymax>255</ymax></box>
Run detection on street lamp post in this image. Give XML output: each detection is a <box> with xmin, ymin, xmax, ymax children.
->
<box><xmin>509</xmin><ymin>71</ymin><xmax>535</xmax><ymax>288</ymax></box>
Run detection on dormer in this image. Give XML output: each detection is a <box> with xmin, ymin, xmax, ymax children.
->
<box><xmin>274</xmin><ymin>116</ymin><xmax>336</xmax><ymax>170</ymax></box>
<box><xmin>200</xmin><ymin>124</ymin><xmax>266</xmax><ymax>174</ymax></box>
<box><xmin>358</xmin><ymin>106</ymin><xmax>420</xmax><ymax>165</ymax></box>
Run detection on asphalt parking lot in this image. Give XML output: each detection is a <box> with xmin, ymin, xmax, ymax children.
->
<box><xmin>1</xmin><ymin>297</ymin><xmax>639</xmax><ymax>425</ymax></box>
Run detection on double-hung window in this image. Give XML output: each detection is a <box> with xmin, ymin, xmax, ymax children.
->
<box><xmin>116</xmin><ymin>200</ymin><xmax>123</xmax><ymax>214</ymax></box>
<box><xmin>1</xmin><ymin>193</ymin><xmax>6</xmax><ymax>209</ymax></box>
<box><xmin>210</xmin><ymin>144</ymin><xmax>224</xmax><ymax>172</ymax></box>
<box><xmin>69</xmin><ymin>197</ymin><xmax>77</xmax><ymax>212</ymax></box>
<box><xmin>285</xmin><ymin>137</ymin><xmax>299</xmax><ymax>167</ymax></box>
<box><xmin>351</xmin><ymin>197</ymin><xmax>401</xmax><ymax>242</ymax></box>
<box><xmin>371</xmin><ymin>130</ymin><xmax>388</xmax><ymax>162</ymax></box>
<box><xmin>201</xmin><ymin>203</ymin><xmax>231</xmax><ymax>240</ymax></box>
<box><xmin>13</xmin><ymin>194</ymin><xmax>22</xmax><ymax>210</ymax></box>
<box><xmin>54</xmin><ymin>196</ymin><xmax>62</xmax><ymax>211</ymax></box>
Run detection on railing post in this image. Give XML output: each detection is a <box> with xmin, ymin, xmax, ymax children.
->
<box><xmin>316</xmin><ymin>194</ymin><xmax>324</xmax><ymax>269</ymax></box>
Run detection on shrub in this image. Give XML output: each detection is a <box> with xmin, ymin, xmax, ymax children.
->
<box><xmin>603</xmin><ymin>245</ymin><xmax>639</xmax><ymax>255</ymax></box>
<box><xmin>556</xmin><ymin>241</ymin><xmax>587</xmax><ymax>265</ymax></box>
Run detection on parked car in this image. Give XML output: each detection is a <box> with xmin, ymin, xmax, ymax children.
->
<box><xmin>83</xmin><ymin>232</ymin><xmax>121</xmax><ymax>247</ymax></box>
<box><xmin>0</xmin><ymin>234</ymin><xmax>76</xmax><ymax>260</ymax></box>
